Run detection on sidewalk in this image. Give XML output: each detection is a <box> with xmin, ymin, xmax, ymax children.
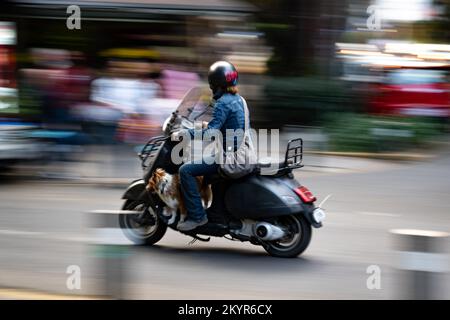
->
<box><xmin>8</xmin><ymin>128</ymin><xmax>439</xmax><ymax>186</ymax></box>
<box><xmin>10</xmin><ymin>147</ymin><xmax>403</xmax><ymax>187</ymax></box>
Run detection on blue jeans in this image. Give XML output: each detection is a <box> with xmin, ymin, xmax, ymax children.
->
<box><xmin>179</xmin><ymin>157</ymin><xmax>219</xmax><ymax>222</ymax></box>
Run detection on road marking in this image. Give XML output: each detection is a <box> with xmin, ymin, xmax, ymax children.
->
<box><xmin>327</xmin><ymin>211</ymin><xmax>351</xmax><ymax>215</ymax></box>
<box><xmin>90</xmin><ymin>209</ymin><xmax>143</xmax><ymax>215</ymax></box>
<box><xmin>0</xmin><ymin>229</ymin><xmax>131</xmax><ymax>244</ymax></box>
<box><xmin>0</xmin><ymin>288</ymin><xmax>101</xmax><ymax>300</ymax></box>
<box><xmin>0</xmin><ymin>229</ymin><xmax>44</xmax><ymax>236</ymax></box>
<box><xmin>0</xmin><ymin>229</ymin><xmax>89</xmax><ymax>242</ymax></box>
<box><xmin>358</xmin><ymin>211</ymin><xmax>402</xmax><ymax>217</ymax></box>
<box><xmin>321</xmin><ymin>211</ymin><xmax>402</xmax><ymax>218</ymax></box>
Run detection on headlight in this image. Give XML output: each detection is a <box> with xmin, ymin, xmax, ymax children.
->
<box><xmin>181</xmin><ymin>118</ymin><xmax>194</xmax><ymax>129</ymax></box>
<box><xmin>162</xmin><ymin>116</ymin><xmax>171</xmax><ymax>132</ymax></box>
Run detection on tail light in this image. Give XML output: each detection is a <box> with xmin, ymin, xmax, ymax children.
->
<box><xmin>294</xmin><ymin>186</ymin><xmax>316</xmax><ymax>203</ymax></box>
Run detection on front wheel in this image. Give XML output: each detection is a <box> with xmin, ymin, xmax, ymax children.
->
<box><xmin>261</xmin><ymin>215</ymin><xmax>312</xmax><ymax>258</ymax></box>
<box><xmin>119</xmin><ymin>199</ymin><xmax>167</xmax><ymax>245</ymax></box>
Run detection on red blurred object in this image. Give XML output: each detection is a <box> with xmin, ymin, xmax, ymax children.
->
<box><xmin>370</xmin><ymin>68</ymin><xmax>450</xmax><ymax>118</ymax></box>
<box><xmin>294</xmin><ymin>186</ymin><xmax>317</xmax><ymax>203</ymax></box>
<box><xmin>0</xmin><ymin>46</ymin><xmax>16</xmax><ymax>89</ymax></box>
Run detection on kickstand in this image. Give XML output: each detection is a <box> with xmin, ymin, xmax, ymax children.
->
<box><xmin>188</xmin><ymin>235</ymin><xmax>211</xmax><ymax>245</ymax></box>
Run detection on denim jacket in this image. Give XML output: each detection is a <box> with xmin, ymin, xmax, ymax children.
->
<box><xmin>189</xmin><ymin>92</ymin><xmax>246</xmax><ymax>151</ymax></box>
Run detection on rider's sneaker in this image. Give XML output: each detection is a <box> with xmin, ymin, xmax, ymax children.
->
<box><xmin>177</xmin><ymin>217</ymin><xmax>208</xmax><ymax>231</ymax></box>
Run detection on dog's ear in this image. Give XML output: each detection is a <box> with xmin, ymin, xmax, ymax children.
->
<box><xmin>147</xmin><ymin>173</ymin><xmax>158</xmax><ymax>191</ymax></box>
<box><xmin>146</xmin><ymin>179</ymin><xmax>154</xmax><ymax>191</ymax></box>
<box><xmin>147</xmin><ymin>168</ymin><xmax>167</xmax><ymax>192</ymax></box>
<box><xmin>155</xmin><ymin>168</ymin><xmax>166</xmax><ymax>177</ymax></box>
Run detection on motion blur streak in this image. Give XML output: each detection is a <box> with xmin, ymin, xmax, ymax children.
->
<box><xmin>0</xmin><ymin>0</ymin><xmax>449</xmax><ymax>299</ymax></box>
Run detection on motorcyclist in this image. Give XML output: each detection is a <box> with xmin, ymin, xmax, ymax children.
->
<box><xmin>173</xmin><ymin>61</ymin><xmax>248</xmax><ymax>231</ymax></box>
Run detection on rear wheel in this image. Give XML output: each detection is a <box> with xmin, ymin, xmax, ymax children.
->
<box><xmin>261</xmin><ymin>215</ymin><xmax>312</xmax><ymax>258</ymax></box>
<box><xmin>119</xmin><ymin>199</ymin><xmax>167</xmax><ymax>245</ymax></box>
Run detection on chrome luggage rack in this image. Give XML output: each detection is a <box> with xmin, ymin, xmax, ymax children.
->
<box><xmin>283</xmin><ymin>138</ymin><xmax>303</xmax><ymax>170</ymax></box>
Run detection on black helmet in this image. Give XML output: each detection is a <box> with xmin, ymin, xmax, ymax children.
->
<box><xmin>208</xmin><ymin>61</ymin><xmax>238</xmax><ymax>92</ymax></box>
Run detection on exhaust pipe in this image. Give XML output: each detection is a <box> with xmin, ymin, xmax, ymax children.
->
<box><xmin>253</xmin><ymin>222</ymin><xmax>286</xmax><ymax>241</ymax></box>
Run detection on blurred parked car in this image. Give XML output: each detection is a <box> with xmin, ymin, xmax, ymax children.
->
<box><xmin>370</xmin><ymin>68</ymin><xmax>450</xmax><ymax>118</ymax></box>
<box><xmin>0</xmin><ymin>119</ymin><xmax>43</xmax><ymax>169</ymax></box>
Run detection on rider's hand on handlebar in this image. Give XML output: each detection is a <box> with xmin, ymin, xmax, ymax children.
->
<box><xmin>170</xmin><ymin>129</ymin><xmax>188</xmax><ymax>141</ymax></box>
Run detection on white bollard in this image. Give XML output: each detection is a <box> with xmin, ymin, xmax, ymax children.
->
<box><xmin>89</xmin><ymin>210</ymin><xmax>137</xmax><ymax>299</ymax></box>
<box><xmin>391</xmin><ymin>229</ymin><xmax>449</xmax><ymax>299</ymax></box>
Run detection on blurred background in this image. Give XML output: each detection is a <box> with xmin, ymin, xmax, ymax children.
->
<box><xmin>0</xmin><ymin>0</ymin><xmax>449</xmax><ymax>299</ymax></box>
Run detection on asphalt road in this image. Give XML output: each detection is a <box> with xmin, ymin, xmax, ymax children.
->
<box><xmin>0</xmin><ymin>150</ymin><xmax>449</xmax><ymax>299</ymax></box>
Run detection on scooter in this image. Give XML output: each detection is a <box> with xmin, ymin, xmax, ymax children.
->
<box><xmin>119</xmin><ymin>87</ymin><xmax>325</xmax><ymax>258</ymax></box>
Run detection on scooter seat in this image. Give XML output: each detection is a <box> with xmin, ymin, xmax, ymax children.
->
<box><xmin>255</xmin><ymin>161</ymin><xmax>289</xmax><ymax>176</ymax></box>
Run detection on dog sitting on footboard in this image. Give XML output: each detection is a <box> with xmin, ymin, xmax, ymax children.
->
<box><xmin>146</xmin><ymin>168</ymin><xmax>212</xmax><ymax>225</ymax></box>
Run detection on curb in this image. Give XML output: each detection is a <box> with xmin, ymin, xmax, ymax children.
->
<box><xmin>68</xmin><ymin>178</ymin><xmax>132</xmax><ymax>188</ymax></box>
<box><xmin>2</xmin><ymin>174</ymin><xmax>133</xmax><ymax>188</ymax></box>
<box><xmin>0</xmin><ymin>288</ymin><xmax>104</xmax><ymax>300</ymax></box>
<box><xmin>4</xmin><ymin>149</ymin><xmax>437</xmax><ymax>187</ymax></box>
<box><xmin>304</xmin><ymin>150</ymin><xmax>434</xmax><ymax>161</ymax></box>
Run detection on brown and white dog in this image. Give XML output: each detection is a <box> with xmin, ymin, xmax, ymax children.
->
<box><xmin>146</xmin><ymin>168</ymin><xmax>212</xmax><ymax>225</ymax></box>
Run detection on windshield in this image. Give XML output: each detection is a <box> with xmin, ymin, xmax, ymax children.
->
<box><xmin>176</xmin><ymin>86</ymin><xmax>214</xmax><ymax>122</ymax></box>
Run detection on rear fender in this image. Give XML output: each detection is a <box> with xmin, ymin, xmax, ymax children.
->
<box><xmin>224</xmin><ymin>174</ymin><xmax>322</xmax><ymax>228</ymax></box>
<box><xmin>299</xmin><ymin>203</ymin><xmax>322</xmax><ymax>228</ymax></box>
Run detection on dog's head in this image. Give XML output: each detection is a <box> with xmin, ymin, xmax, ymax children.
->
<box><xmin>147</xmin><ymin>168</ymin><xmax>168</xmax><ymax>193</ymax></box>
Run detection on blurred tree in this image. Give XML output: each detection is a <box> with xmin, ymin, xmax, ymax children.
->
<box><xmin>249</xmin><ymin>0</ymin><xmax>320</xmax><ymax>76</ymax></box>
<box><xmin>429</xmin><ymin>0</ymin><xmax>450</xmax><ymax>42</ymax></box>
<box><xmin>249</xmin><ymin>0</ymin><xmax>346</xmax><ymax>77</ymax></box>
<box><xmin>410</xmin><ymin>0</ymin><xmax>450</xmax><ymax>43</ymax></box>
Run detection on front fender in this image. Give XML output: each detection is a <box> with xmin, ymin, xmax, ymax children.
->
<box><xmin>122</xmin><ymin>179</ymin><xmax>147</xmax><ymax>201</ymax></box>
